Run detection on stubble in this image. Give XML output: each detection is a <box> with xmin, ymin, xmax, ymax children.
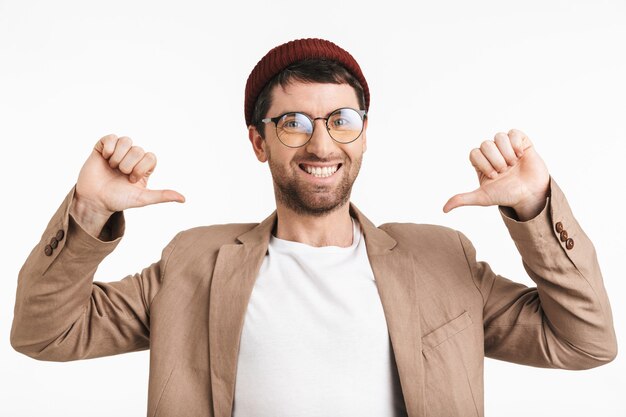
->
<box><xmin>267</xmin><ymin>148</ymin><xmax>363</xmax><ymax>217</ymax></box>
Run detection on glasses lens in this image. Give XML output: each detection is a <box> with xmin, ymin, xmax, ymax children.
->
<box><xmin>327</xmin><ymin>108</ymin><xmax>364</xmax><ymax>143</ymax></box>
<box><xmin>277</xmin><ymin>113</ymin><xmax>313</xmax><ymax>147</ymax></box>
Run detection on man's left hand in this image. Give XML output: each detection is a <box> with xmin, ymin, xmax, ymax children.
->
<box><xmin>443</xmin><ymin>129</ymin><xmax>550</xmax><ymax>221</ymax></box>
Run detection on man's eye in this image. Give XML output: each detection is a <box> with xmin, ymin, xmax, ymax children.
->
<box><xmin>333</xmin><ymin>118</ymin><xmax>348</xmax><ymax>127</ymax></box>
<box><xmin>284</xmin><ymin>121</ymin><xmax>301</xmax><ymax>128</ymax></box>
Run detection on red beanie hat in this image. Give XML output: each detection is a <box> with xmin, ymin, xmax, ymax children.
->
<box><xmin>244</xmin><ymin>38</ymin><xmax>370</xmax><ymax>126</ymax></box>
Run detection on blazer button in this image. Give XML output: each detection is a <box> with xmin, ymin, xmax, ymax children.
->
<box><xmin>50</xmin><ymin>237</ymin><xmax>59</xmax><ymax>249</ymax></box>
<box><xmin>44</xmin><ymin>244</ymin><xmax>53</xmax><ymax>256</ymax></box>
<box><xmin>555</xmin><ymin>222</ymin><xmax>564</xmax><ymax>233</ymax></box>
<box><xmin>560</xmin><ymin>230</ymin><xmax>568</xmax><ymax>242</ymax></box>
<box><xmin>56</xmin><ymin>230</ymin><xmax>65</xmax><ymax>241</ymax></box>
<box><xmin>566</xmin><ymin>238</ymin><xmax>575</xmax><ymax>250</ymax></box>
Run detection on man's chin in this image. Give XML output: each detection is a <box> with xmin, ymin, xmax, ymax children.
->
<box><xmin>304</xmin><ymin>199</ymin><xmax>343</xmax><ymax>212</ymax></box>
<box><xmin>280</xmin><ymin>192</ymin><xmax>349</xmax><ymax>217</ymax></box>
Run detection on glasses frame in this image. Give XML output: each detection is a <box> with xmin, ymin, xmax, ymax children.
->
<box><xmin>261</xmin><ymin>107</ymin><xmax>367</xmax><ymax>148</ymax></box>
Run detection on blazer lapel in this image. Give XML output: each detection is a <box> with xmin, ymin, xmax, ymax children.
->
<box><xmin>209</xmin><ymin>203</ymin><xmax>425</xmax><ymax>417</ymax></box>
<box><xmin>208</xmin><ymin>211</ymin><xmax>276</xmax><ymax>417</ymax></box>
<box><xmin>350</xmin><ymin>204</ymin><xmax>425</xmax><ymax>417</ymax></box>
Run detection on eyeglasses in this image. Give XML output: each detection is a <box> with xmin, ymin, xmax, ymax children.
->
<box><xmin>261</xmin><ymin>107</ymin><xmax>367</xmax><ymax>148</ymax></box>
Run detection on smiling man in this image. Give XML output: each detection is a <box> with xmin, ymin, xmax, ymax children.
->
<box><xmin>11</xmin><ymin>38</ymin><xmax>617</xmax><ymax>417</ymax></box>
<box><xmin>252</xmin><ymin>80</ymin><xmax>366</xmax><ymax>244</ymax></box>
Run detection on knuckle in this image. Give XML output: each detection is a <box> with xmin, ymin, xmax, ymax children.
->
<box><xmin>101</xmin><ymin>134</ymin><xmax>117</xmax><ymax>143</ymax></box>
<box><xmin>493</xmin><ymin>132</ymin><xmax>508</xmax><ymax>143</ymax></box>
<box><xmin>136</xmin><ymin>152</ymin><xmax>157</xmax><ymax>176</ymax></box>
<box><xmin>144</xmin><ymin>151</ymin><xmax>157</xmax><ymax>165</ymax></box>
<box><xmin>118</xmin><ymin>136</ymin><xmax>133</xmax><ymax>147</ymax></box>
<box><xmin>130</xmin><ymin>145</ymin><xmax>144</xmax><ymax>156</ymax></box>
<box><xmin>469</xmin><ymin>148</ymin><xmax>482</xmax><ymax>159</ymax></box>
<box><xmin>131</xmin><ymin>166</ymin><xmax>145</xmax><ymax>177</ymax></box>
<box><xmin>100</xmin><ymin>135</ymin><xmax>117</xmax><ymax>153</ymax></box>
<box><xmin>119</xmin><ymin>164</ymin><xmax>133</xmax><ymax>174</ymax></box>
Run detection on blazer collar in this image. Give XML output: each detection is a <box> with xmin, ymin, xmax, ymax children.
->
<box><xmin>235</xmin><ymin>202</ymin><xmax>397</xmax><ymax>254</ymax></box>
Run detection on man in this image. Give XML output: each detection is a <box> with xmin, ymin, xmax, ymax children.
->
<box><xmin>11</xmin><ymin>38</ymin><xmax>617</xmax><ymax>417</ymax></box>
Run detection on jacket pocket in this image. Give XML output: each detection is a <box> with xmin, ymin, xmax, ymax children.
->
<box><xmin>422</xmin><ymin>310</ymin><xmax>473</xmax><ymax>353</ymax></box>
<box><xmin>421</xmin><ymin>311</ymin><xmax>481</xmax><ymax>417</ymax></box>
<box><xmin>153</xmin><ymin>365</ymin><xmax>212</xmax><ymax>417</ymax></box>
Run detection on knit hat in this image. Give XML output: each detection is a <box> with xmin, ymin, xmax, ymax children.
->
<box><xmin>244</xmin><ymin>38</ymin><xmax>370</xmax><ymax>126</ymax></box>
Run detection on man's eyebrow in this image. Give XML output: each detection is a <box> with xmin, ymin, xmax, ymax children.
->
<box><xmin>275</xmin><ymin>110</ymin><xmax>313</xmax><ymax>118</ymax></box>
<box><xmin>276</xmin><ymin>109</ymin><xmax>334</xmax><ymax>118</ymax></box>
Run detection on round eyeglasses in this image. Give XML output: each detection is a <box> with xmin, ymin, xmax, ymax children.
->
<box><xmin>261</xmin><ymin>107</ymin><xmax>367</xmax><ymax>148</ymax></box>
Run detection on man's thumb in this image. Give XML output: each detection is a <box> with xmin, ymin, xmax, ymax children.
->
<box><xmin>442</xmin><ymin>188</ymin><xmax>488</xmax><ymax>213</ymax></box>
<box><xmin>137</xmin><ymin>189</ymin><xmax>186</xmax><ymax>207</ymax></box>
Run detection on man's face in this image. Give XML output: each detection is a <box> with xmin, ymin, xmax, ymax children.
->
<box><xmin>249</xmin><ymin>81</ymin><xmax>367</xmax><ymax>217</ymax></box>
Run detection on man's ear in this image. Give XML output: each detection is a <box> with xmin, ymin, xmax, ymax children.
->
<box><xmin>248</xmin><ymin>125</ymin><xmax>268</xmax><ymax>162</ymax></box>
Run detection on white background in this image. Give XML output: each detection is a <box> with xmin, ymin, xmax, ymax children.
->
<box><xmin>1</xmin><ymin>0</ymin><xmax>625</xmax><ymax>415</ymax></box>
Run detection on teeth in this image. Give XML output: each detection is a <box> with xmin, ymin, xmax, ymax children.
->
<box><xmin>302</xmin><ymin>164</ymin><xmax>339</xmax><ymax>178</ymax></box>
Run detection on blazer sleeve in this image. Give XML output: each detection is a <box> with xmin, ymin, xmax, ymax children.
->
<box><xmin>457</xmin><ymin>176</ymin><xmax>617</xmax><ymax>370</ymax></box>
<box><xmin>10</xmin><ymin>185</ymin><xmax>181</xmax><ymax>361</ymax></box>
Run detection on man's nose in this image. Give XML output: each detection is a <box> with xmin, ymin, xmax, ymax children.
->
<box><xmin>305</xmin><ymin>119</ymin><xmax>337</xmax><ymax>157</ymax></box>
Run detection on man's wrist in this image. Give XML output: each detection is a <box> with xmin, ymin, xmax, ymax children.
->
<box><xmin>510</xmin><ymin>177</ymin><xmax>552</xmax><ymax>222</ymax></box>
<box><xmin>512</xmin><ymin>197</ymin><xmax>548</xmax><ymax>221</ymax></box>
<box><xmin>69</xmin><ymin>196</ymin><xmax>115</xmax><ymax>238</ymax></box>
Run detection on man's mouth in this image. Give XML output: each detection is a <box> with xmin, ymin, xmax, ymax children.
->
<box><xmin>299</xmin><ymin>163</ymin><xmax>343</xmax><ymax>178</ymax></box>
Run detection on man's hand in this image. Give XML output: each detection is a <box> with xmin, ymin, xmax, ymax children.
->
<box><xmin>70</xmin><ymin>134</ymin><xmax>185</xmax><ymax>237</ymax></box>
<box><xmin>443</xmin><ymin>129</ymin><xmax>550</xmax><ymax>221</ymax></box>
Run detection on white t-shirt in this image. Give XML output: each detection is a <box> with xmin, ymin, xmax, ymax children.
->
<box><xmin>232</xmin><ymin>217</ymin><xmax>407</xmax><ymax>417</ymax></box>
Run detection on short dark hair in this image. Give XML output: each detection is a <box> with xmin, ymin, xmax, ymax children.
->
<box><xmin>251</xmin><ymin>58</ymin><xmax>366</xmax><ymax>138</ymax></box>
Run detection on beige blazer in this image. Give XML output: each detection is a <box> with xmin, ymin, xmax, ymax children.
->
<box><xmin>11</xmin><ymin>178</ymin><xmax>617</xmax><ymax>417</ymax></box>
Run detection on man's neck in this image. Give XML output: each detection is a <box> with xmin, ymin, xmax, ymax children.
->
<box><xmin>273</xmin><ymin>202</ymin><xmax>354</xmax><ymax>248</ymax></box>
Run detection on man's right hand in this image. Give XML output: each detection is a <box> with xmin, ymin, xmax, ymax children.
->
<box><xmin>70</xmin><ymin>134</ymin><xmax>185</xmax><ymax>238</ymax></box>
